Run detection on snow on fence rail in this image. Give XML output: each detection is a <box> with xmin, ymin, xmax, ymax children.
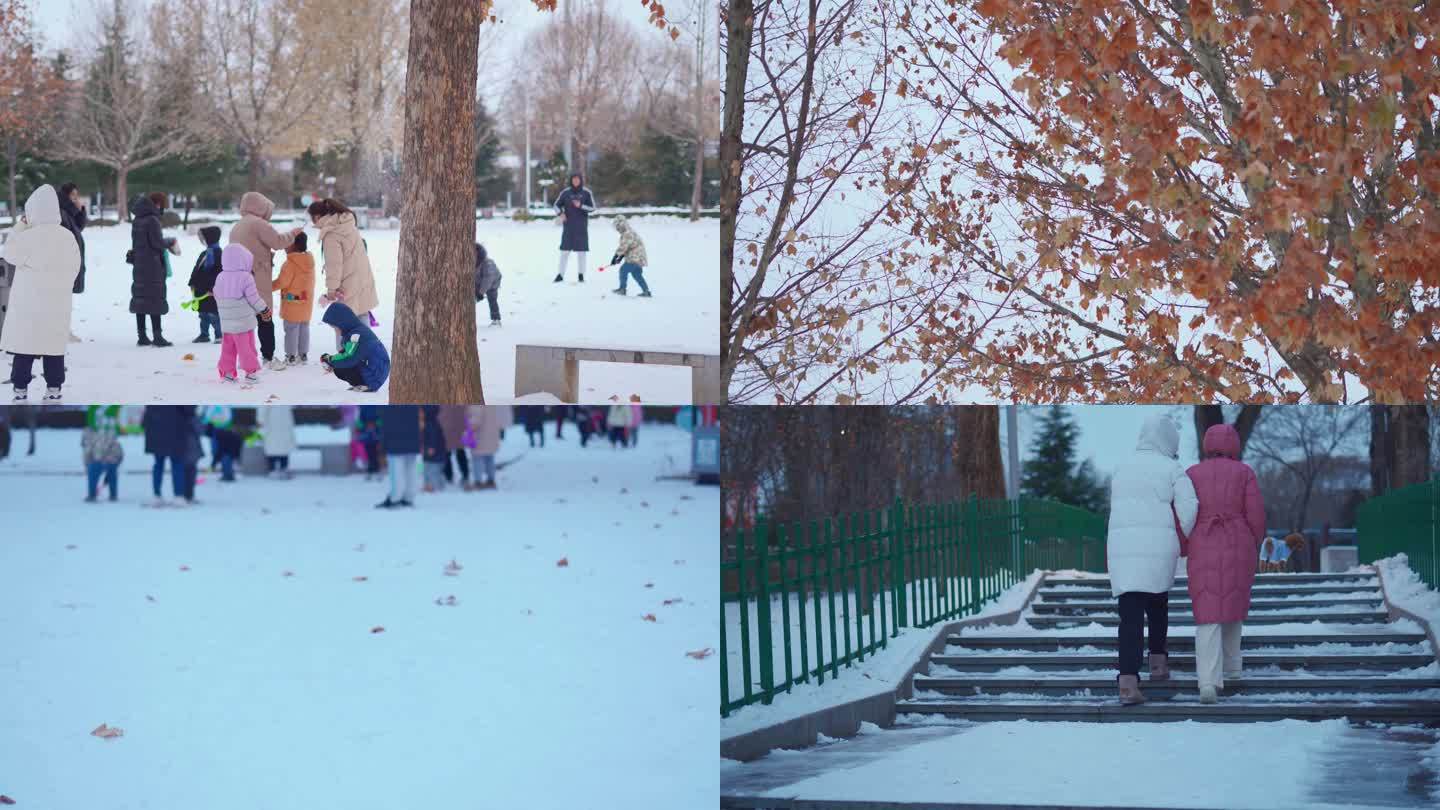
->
<box><xmin>720</xmin><ymin>497</ymin><xmax>1106</xmax><ymax>716</ymax></box>
<box><xmin>1359</xmin><ymin>479</ymin><xmax>1439</xmax><ymax>589</ymax></box>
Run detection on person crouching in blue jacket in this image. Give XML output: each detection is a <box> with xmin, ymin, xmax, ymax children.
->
<box><xmin>320</xmin><ymin>301</ymin><xmax>389</xmax><ymax>392</ymax></box>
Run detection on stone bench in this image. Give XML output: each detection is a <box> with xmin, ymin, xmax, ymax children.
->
<box><xmin>513</xmin><ymin>344</ymin><xmax>721</xmax><ymax>404</ymax></box>
<box><xmin>240</xmin><ymin>442</ymin><xmax>352</xmax><ymax>476</ymax></box>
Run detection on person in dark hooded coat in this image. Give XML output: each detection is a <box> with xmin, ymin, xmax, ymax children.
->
<box><xmin>187</xmin><ymin>226</ymin><xmax>224</xmax><ymax>342</ymax></box>
<box><xmin>377</xmin><ymin>405</ymin><xmax>420</xmax><ymax>508</ymax></box>
<box><xmin>57</xmin><ymin>183</ymin><xmax>88</xmax><ymax>297</ymax></box>
<box><xmin>320</xmin><ymin>301</ymin><xmax>390</xmax><ymax>392</ymax></box>
<box><xmin>552</xmin><ymin>172</ymin><xmax>595</xmax><ymax>283</ymax></box>
<box><xmin>142</xmin><ymin>405</ymin><xmax>200</xmax><ymax>504</ymax></box>
<box><xmin>129</xmin><ymin>192</ymin><xmax>173</xmax><ymax>346</ymax></box>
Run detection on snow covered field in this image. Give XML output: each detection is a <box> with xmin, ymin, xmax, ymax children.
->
<box><xmin>15</xmin><ymin>214</ymin><xmax>717</xmax><ymax>403</ymax></box>
<box><xmin>0</xmin><ymin>423</ymin><xmax>719</xmax><ymax>808</ymax></box>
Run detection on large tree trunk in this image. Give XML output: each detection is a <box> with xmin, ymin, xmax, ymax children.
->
<box><xmin>719</xmin><ymin>0</ymin><xmax>752</xmax><ymax>394</ymax></box>
<box><xmin>116</xmin><ymin>167</ymin><xmax>130</xmax><ymax>223</ymax></box>
<box><xmin>1370</xmin><ymin>405</ymin><xmax>1431</xmax><ymax>495</ymax></box>
<box><xmin>389</xmin><ymin>0</ymin><xmax>484</xmax><ymax>404</ymax></box>
<box><xmin>955</xmin><ymin>406</ymin><xmax>1005</xmax><ymax>500</ymax></box>
<box><xmin>247</xmin><ymin>147</ymin><xmax>264</xmax><ymax>192</ymax></box>
<box><xmin>1193</xmin><ymin>404</ymin><xmax>1264</xmax><ymax>457</ymax></box>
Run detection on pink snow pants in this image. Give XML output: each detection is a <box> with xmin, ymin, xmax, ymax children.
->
<box><xmin>218</xmin><ymin>330</ymin><xmax>261</xmax><ymax>379</ymax></box>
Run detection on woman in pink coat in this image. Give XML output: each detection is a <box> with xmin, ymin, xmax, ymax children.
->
<box><xmin>1183</xmin><ymin>424</ymin><xmax>1266</xmax><ymax>704</ymax></box>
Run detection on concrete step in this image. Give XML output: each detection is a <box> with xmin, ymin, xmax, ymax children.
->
<box><xmin>1038</xmin><ymin>584</ymin><xmax>1382</xmax><ymax>600</ymax></box>
<box><xmin>912</xmin><ymin>675</ymin><xmax>1440</xmax><ymax>697</ymax></box>
<box><xmin>1024</xmin><ymin>611</ymin><xmax>1389</xmax><ymax>628</ymax></box>
<box><xmin>945</xmin><ymin>632</ymin><xmax>1427</xmax><ymax>650</ymax></box>
<box><xmin>1046</xmin><ymin>573</ymin><xmax>1376</xmax><ymax>587</ymax></box>
<box><xmin>930</xmin><ymin>652</ymin><xmax>1434</xmax><ymax>672</ymax></box>
<box><xmin>894</xmin><ymin>700</ymin><xmax>1440</xmax><ymax>724</ymax></box>
<box><xmin>1030</xmin><ymin>597</ymin><xmax>1383</xmax><ymax>613</ymax></box>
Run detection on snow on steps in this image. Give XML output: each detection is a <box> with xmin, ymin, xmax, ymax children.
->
<box><xmin>895</xmin><ymin>570</ymin><xmax>1440</xmax><ymax>726</ymax></box>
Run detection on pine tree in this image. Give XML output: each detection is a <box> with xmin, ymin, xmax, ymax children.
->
<box><xmin>1020</xmin><ymin>406</ymin><xmax>1108</xmax><ymax>514</ymax></box>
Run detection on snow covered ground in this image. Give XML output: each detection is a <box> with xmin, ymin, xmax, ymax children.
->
<box><xmin>13</xmin><ymin>214</ymin><xmax>717</xmax><ymax>403</ymax></box>
<box><xmin>0</xmin><ymin>423</ymin><xmax>719</xmax><ymax>809</ymax></box>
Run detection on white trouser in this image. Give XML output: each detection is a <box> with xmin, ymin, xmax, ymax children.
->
<box><xmin>557</xmin><ymin>250</ymin><xmax>587</xmax><ymax>277</ymax></box>
<box><xmin>388</xmin><ymin>453</ymin><xmax>418</xmax><ymax>501</ymax></box>
<box><xmin>1195</xmin><ymin>621</ymin><xmax>1243</xmax><ymax>690</ymax></box>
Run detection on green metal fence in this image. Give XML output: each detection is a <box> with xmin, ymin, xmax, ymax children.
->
<box><xmin>720</xmin><ymin>496</ymin><xmax>1106</xmax><ymax>717</ymax></box>
<box><xmin>1357</xmin><ymin>479</ymin><xmax>1438</xmax><ymax>590</ymax></box>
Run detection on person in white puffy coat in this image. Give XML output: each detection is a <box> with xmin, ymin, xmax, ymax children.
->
<box><xmin>1106</xmin><ymin>413</ymin><xmax>1198</xmax><ymax>705</ymax></box>
<box><xmin>2</xmin><ymin>185</ymin><xmax>81</xmax><ymax>401</ymax></box>
<box><xmin>257</xmin><ymin>405</ymin><xmax>297</xmax><ymax>478</ymax></box>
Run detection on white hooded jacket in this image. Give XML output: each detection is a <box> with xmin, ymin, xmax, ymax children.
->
<box><xmin>0</xmin><ymin>185</ymin><xmax>81</xmax><ymax>357</ymax></box>
<box><xmin>1105</xmin><ymin>414</ymin><xmax>1199</xmax><ymax>596</ymax></box>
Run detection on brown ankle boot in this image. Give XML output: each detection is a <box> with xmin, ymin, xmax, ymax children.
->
<box><xmin>1118</xmin><ymin>674</ymin><xmax>1146</xmax><ymax>705</ymax></box>
<box><xmin>1149</xmin><ymin>653</ymin><xmax>1170</xmax><ymax>681</ymax></box>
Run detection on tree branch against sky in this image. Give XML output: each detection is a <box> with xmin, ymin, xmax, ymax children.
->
<box><xmin>881</xmin><ymin>0</ymin><xmax>1440</xmax><ymax>403</ymax></box>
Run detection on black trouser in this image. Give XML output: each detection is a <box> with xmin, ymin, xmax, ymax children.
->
<box><xmin>1117</xmin><ymin>591</ymin><xmax>1169</xmax><ymax>676</ymax></box>
<box><xmin>442</xmin><ymin>448</ymin><xmax>469</xmax><ymax>483</ymax></box>
<box><xmin>333</xmin><ymin>365</ymin><xmax>367</xmax><ymax>388</ymax></box>
<box><xmin>364</xmin><ymin>440</ymin><xmax>382</xmax><ymax>474</ymax></box>
<box><xmin>483</xmin><ymin>288</ymin><xmax>500</xmax><ymax>322</ymax></box>
<box><xmin>136</xmin><ymin>313</ymin><xmax>163</xmax><ymax>339</ymax></box>
<box><xmin>528</xmin><ymin>429</ymin><xmax>543</xmax><ymax>447</ymax></box>
<box><xmin>267</xmin><ymin>455</ymin><xmax>289</xmax><ymax>472</ymax></box>
<box><xmin>256</xmin><ymin>315</ymin><xmax>275</xmax><ymax>361</ymax></box>
<box><xmin>10</xmin><ymin>354</ymin><xmax>64</xmax><ymax>389</ymax></box>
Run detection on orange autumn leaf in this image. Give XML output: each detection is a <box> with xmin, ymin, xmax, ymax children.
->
<box><xmin>556</xmin><ymin>557</ymin><xmax>569</xmax><ymax>568</ymax></box>
<box><xmin>90</xmin><ymin>723</ymin><xmax>124</xmax><ymax>739</ymax></box>
<box><xmin>857</xmin><ymin>89</ymin><xmax>877</xmax><ymax>107</ymax></box>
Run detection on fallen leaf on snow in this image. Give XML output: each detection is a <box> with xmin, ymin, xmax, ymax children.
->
<box><xmin>642</xmin><ymin>614</ymin><xmax>657</xmax><ymax>622</ymax></box>
<box><xmin>183</xmin><ymin>353</ymin><xmax>195</xmax><ymax>361</ymax></box>
<box><xmin>685</xmin><ymin>648</ymin><xmax>714</xmax><ymax>660</ymax></box>
<box><xmin>629</xmin><ymin>394</ymin><xmax>642</xmax><ymax>403</ymax></box>
<box><xmin>679</xmin><ymin>495</ymin><xmax>693</xmax><ymax>501</ymax></box>
<box><xmin>640</xmin><ymin>501</ymin><xmax>649</xmax><ymax>508</ymax></box>
<box><xmin>0</xmin><ymin>793</ymin><xmax>15</xmax><ymax>804</ymax></box>
<box><xmin>522</xmin><ymin>609</ymin><xmax>534</xmax><ymax>616</ymax></box>
<box><xmin>443</xmin><ymin>559</ymin><xmax>463</xmax><ymax>576</ymax></box>
<box><xmin>608</xmin><ymin>394</ymin><xmax>619</xmax><ymax>402</ymax></box>
<box><xmin>591</xmin><ymin>475</ymin><xmax>599</xmax><ymax>483</ymax></box>
<box><xmin>65</xmin><ymin>544</ymin><xmax>77</xmax><ymax>550</ymax></box>
<box><xmin>260</xmin><ymin>508</ymin><xmax>271</xmax><ymax>515</ymax></box>
<box><xmin>178</xmin><ymin>565</ymin><xmax>190</xmax><ymax>572</ymax></box>
<box><xmin>354</xmin><ymin>544</ymin><xmax>366</xmax><ymax>552</ymax></box>
<box><xmin>370</xmin><ymin>626</ymin><xmax>385</xmax><ymax>634</ymax></box>
<box><xmin>619</xmin><ymin>487</ymin><xmax>629</xmax><ymax>494</ymax></box>
<box><xmin>663</xmin><ymin>598</ymin><xmax>683</xmax><ymax>606</ymax></box>
<box><xmin>145</xmin><ymin>595</ymin><xmax>156</xmax><ymax>603</ymax></box>
<box><xmin>556</xmin><ymin>557</ymin><xmax>569</xmax><ymax>568</ymax></box>
<box><xmin>281</xmin><ymin>570</ymin><xmax>294</xmax><ymax>578</ymax></box>
<box><xmin>644</xmin><ymin>582</ymin><xmax>654</xmax><ymax>588</ymax></box>
<box><xmin>91</xmin><ymin>723</ymin><xmax>124</xmax><ymax>739</ymax></box>
<box><xmin>674</xmin><ymin>560</ymin><xmax>686</xmax><ymax>566</ymax></box>
<box><xmin>352</xmin><ymin>576</ymin><xmax>368</xmax><ymax>582</ymax></box>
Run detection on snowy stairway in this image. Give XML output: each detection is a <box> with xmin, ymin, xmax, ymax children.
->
<box><xmin>895</xmin><ymin>571</ymin><xmax>1440</xmax><ymax>725</ymax></box>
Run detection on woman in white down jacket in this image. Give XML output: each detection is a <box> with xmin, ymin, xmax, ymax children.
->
<box><xmin>1106</xmin><ymin>414</ymin><xmax>1198</xmax><ymax>705</ymax></box>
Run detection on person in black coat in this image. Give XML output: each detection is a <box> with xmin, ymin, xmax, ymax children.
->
<box><xmin>377</xmin><ymin>405</ymin><xmax>420</xmax><ymax>508</ymax></box>
<box><xmin>188</xmin><ymin>226</ymin><xmax>224</xmax><ymax>342</ymax></box>
<box><xmin>129</xmin><ymin>193</ymin><xmax>173</xmax><ymax>346</ymax></box>
<box><xmin>552</xmin><ymin>172</ymin><xmax>595</xmax><ymax>283</ymax></box>
<box><xmin>142</xmin><ymin>405</ymin><xmax>200</xmax><ymax>503</ymax></box>
<box><xmin>517</xmin><ymin>405</ymin><xmax>546</xmax><ymax>447</ymax></box>
<box><xmin>57</xmin><ymin>183</ymin><xmax>87</xmax><ymax>296</ymax></box>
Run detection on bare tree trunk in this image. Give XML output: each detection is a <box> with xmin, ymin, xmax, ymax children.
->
<box><xmin>183</xmin><ymin>195</ymin><xmax>193</xmax><ymax>228</ymax></box>
<box><xmin>954</xmin><ymin>406</ymin><xmax>1005</xmax><ymax>500</ymax></box>
<box><xmin>389</xmin><ymin>0</ymin><xmax>484</xmax><ymax>404</ymax></box>
<box><xmin>248</xmin><ymin>150</ymin><xmax>263</xmax><ymax>191</ymax></box>
<box><xmin>349</xmin><ymin>144</ymin><xmax>364</xmax><ymax>204</ymax></box>
<box><xmin>1369</xmin><ymin>405</ymin><xmax>1431</xmax><ymax>495</ymax></box>
<box><xmin>6</xmin><ymin>136</ymin><xmax>17</xmax><ymax>225</ymax></box>
<box><xmin>719</xmin><ymin>0</ymin><xmax>752</xmax><ymax>394</ymax></box>
<box><xmin>690</xmin><ymin>64</ymin><xmax>705</xmax><ymax>220</ymax></box>
<box><xmin>1193</xmin><ymin>404</ymin><xmax>1264</xmax><ymax>457</ymax></box>
<box><xmin>116</xmin><ymin>167</ymin><xmax>130</xmax><ymax>223</ymax></box>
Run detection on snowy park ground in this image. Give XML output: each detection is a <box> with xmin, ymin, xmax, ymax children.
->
<box><xmin>16</xmin><ymin>212</ymin><xmax>717</xmax><ymax>403</ymax></box>
<box><xmin>0</xmin><ymin>423</ymin><xmax>719</xmax><ymax>808</ymax></box>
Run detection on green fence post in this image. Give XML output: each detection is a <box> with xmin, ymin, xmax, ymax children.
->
<box><xmin>755</xmin><ymin>519</ymin><xmax>774</xmax><ymax>704</ymax></box>
<box><xmin>891</xmin><ymin>497</ymin><xmax>907</xmax><ymax>632</ymax></box>
<box><xmin>966</xmin><ymin>495</ymin><xmax>982</xmax><ymax>613</ymax></box>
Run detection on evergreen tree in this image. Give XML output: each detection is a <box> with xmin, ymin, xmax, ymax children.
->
<box><xmin>473</xmin><ymin>97</ymin><xmax>511</xmax><ymax>206</ymax></box>
<box><xmin>1020</xmin><ymin>406</ymin><xmax>1108</xmax><ymax>514</ymax></box>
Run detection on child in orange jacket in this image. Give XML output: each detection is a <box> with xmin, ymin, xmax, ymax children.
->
<box><xmin>274</xmin><ymin>233</ymin><xmax>316</xmax><ymax>367</ymax></box>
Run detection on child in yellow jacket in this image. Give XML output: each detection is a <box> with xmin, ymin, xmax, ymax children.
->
<box><xmin>274</xmin><ymin>232</ymin><xmax>316</xmax><ymax>367</ymax></box>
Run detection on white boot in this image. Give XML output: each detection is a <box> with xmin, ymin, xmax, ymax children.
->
<box><xmin>43</xmin><ymin>387</ymin><xmax>63</xmax><ymax>402</ymax></box>
<box><xmin>1199</xmin><ymin>686</ymin><xmax>1218</xmax><ymax>704</ymax></box>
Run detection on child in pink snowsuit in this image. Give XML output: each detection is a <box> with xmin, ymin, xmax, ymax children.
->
<box><xmin>1182</xmin><ymin>424</ymin><xmax>1266</xmax><ymax>703</ymax></box>
<box><xmin>213</xmin><ymin>243</ymin><xmax>273</xmax><ymax>382</ymax></box>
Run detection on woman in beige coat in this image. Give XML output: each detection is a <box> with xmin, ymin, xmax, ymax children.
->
<box><xmin>228</xmin><ymin>192</ymin><xmax>301</xmax><ymax>371</ymax></box>
<box><xmin>465</xmin><ymin>405</ymin><xmax>511</xmax><ymax>490</ymax></box>
<box><xmin>307</xmin><ymin>199</ymin><xmax>379</xmax><ymax>350</ymax></box>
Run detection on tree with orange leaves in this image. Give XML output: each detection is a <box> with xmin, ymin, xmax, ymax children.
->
<box><xmin>0</xmin><ymin>0</ymin><xmax>63</xmax><ymax>223</ymax></box>
<box><xmin>870</xmin><ymin>0</ymin><xmax>1440</xmax><ymax>403</ymax></box>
